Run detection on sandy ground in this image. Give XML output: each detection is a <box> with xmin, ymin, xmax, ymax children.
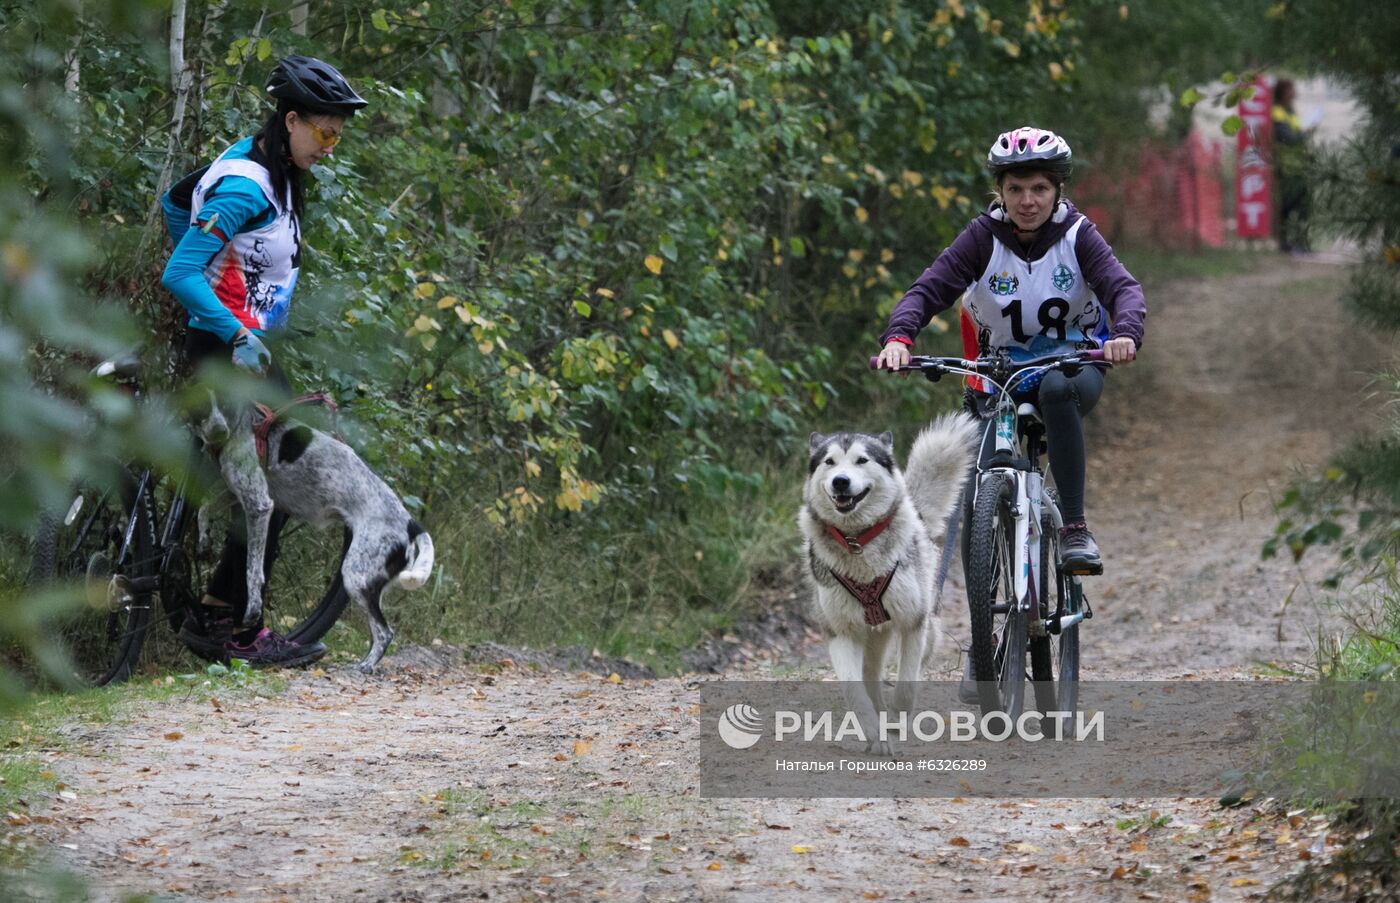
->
<box><xmin>10</xmin><ymin>254</ymin><xmax>1395</xmax><ymax>901</ymax></box>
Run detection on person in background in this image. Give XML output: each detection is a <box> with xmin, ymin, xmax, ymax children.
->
<box><xmin>1272</xmin><ymin>78</ymin><xmax>1313</xmax><ymax>255</ymax></box>
<box><xmin>161</xmin><ymin>55</ymin><xmax>367</xmax><ymax>666</ymax></box>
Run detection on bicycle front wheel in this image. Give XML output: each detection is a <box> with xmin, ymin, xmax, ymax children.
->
<box><xmin>965</xmin><ymin>472</ymin><xmax>1027</xmax><ymax>717</ymax></box>
<box><xmin>1029</xmin><ymin>513</ymin><xmax>1080</xmax><ymax>717</ymax></box>
<box><xmin>27</xmin><ymin>470</ymin><xmax>156</xmax><ymax>686</ymax></box>
<box><xmin>259</xmin><ymin>517</ymin><xmax>349</xmax><ymax>646</ymax></box>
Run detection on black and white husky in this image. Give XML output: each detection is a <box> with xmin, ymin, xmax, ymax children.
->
<box><xmin>800</xmin><ymin>414</ymin><xmax>979</xmax><ymax>755</ymax></box>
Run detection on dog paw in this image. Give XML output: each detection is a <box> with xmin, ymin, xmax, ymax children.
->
<box><xmin>869</xmin><ymin>738</ymin><xmax>899</xmax><ymax>758</ymax></box>
<box><xmin>838</xmin><ymin>737</ymin><xmax>870</xmax><ymax>756</ymax></box>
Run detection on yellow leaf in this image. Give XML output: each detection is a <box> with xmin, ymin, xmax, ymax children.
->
<box><xmin>842</xmin><ymin>264</ymin><xmax>858</xmax><ymax>279</ymax></box>
<box><xmin>880</xmin><ymin>248</ymin><xmax>894</xmax><ymax>263</ymax></box>
<box><xmin>847</xmin><ymin>248</ymin><xmax>865</xmax><ymax>262</ymax></box>
<box><xmin>901</xmin><ymin>169</ymin><xmax>924</xmax><ymax>187</ymax></box>
<box><xmin>608</xmin><ymin>672</ymin><xmax>622</xmax><ymax>684</ymax></box>
<box><xmin>436</xmin><ymin>295</ymin><xmax>458</xmax><ymax>310</ymax></box>
<box><xmin>478</xmin><ymin>340</ymin><xmax>494</xmax><ymax>354</ymax></box>
<box><xmin>645</xmin><ymin>255</ymin><xmax>664</xmax><ymax>275</ymax></box>
<box><xmin>1230</xmin><ymin>878</ymin><xmax>1259</xmax><ymax>887</ymax></box>
<box><xmin>573</xmin><ymin>739</ymin><xmax>593</xmax><ymax>756</ymax></box>
<box><xmin>576</xmin><ymin>211</ymin><xmax>591</xmax><ymax>228</ymax></box>
<box><xmin>1048</xmin><ymin>61</ymin><xmax>1064</xmax><ymax>80</ymax></box>
<box><xmin>791</xmin><ymin>845</ymin><xmax>812</xmax><ymax>854</ymax></box>
<box><xmin>854</xmin><ymin>206</ymin><xmax>869</xmax><ymax>224</ymax></box>
<box><xmin>707</xmin><ymin>862</ymin><xmax>722</xmax><ymax>871</ymax></box>
<box><xmin>1003</xmin><ymin>41</ymin><xmax>1021</xmax><ymax>58</ymax></box>
<box><xmin>662</xmin><ymin>329</ymin><xmax>680</xmax><ymax>350</ymax></box>
<box><xmin>414</xmin><ymin>282</ymin><xmax>436</xmax><ymax>299</ymax></box>
<box><xmin>288</xmin><ymin>744</ymin><xmax>303</xmax><ymax>752</ymax></box>
<box><xmin>595</xmin><ymin>287</ymin><xmax>615</xmax><ymax>298</ymax></box>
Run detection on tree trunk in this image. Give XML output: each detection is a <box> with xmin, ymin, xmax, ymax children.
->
<box><xmin>144</xmin><ymin>0</ymin><xmax>193</xmax><ymax>231</ymax></box>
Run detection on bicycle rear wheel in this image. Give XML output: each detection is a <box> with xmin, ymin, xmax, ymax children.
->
<box><xmin>965</xmin><ymin>472</ymin><xmax>1027</xmax><ymax>717</ymax></box>
<box><xmin>27</xmin><ymin>470</ymin><xmax>156</xmax><ymax>686</ymax></box>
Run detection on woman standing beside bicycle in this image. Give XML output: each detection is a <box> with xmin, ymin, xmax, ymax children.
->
<box><xmin>874</xmin><ymin>127</ymin><xmax>1145</xmax><ymax>573</ymax></box>
<box><xmin>161</xmin><ymin>55</ymin><xmax>367</xmax><ymax>667</ymax></box>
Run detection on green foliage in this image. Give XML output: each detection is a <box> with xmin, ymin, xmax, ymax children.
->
<box><xmin>1</xmin><ymin>0</ymin><xmax>1097</xmax><ymax>673</ymax></box>
<box><xmin>1256</xmin><ymin>5</ymin><xmax>1400</xmax><ymax>895</ymax></box>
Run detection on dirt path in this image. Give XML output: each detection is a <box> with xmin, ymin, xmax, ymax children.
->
<box><xmin>15</xmin><ymin>256</ymin><xmax>1394</xmax><ymax>901</ymax></box>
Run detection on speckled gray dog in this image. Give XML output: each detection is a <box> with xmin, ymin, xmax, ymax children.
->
<box><xmin>201</xmin><ymin>399</ymin><xmax>435</xmax><ymax>672</ymax></box>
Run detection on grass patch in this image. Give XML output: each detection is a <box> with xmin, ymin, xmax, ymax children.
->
<box><xmin>1116</xmin><ymin>247</ymin><xmax>1264</xmax><ymax>286</ymax></box>
<box><xmin>335</xmin><ymin>467</ymin><xmax>804</xmax><ymax>675</ymax></box>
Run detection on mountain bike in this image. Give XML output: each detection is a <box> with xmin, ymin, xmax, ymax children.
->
<box><xmin>872</xmin><ymin>348</ymin><xmax>1110</xmax><ymax>719</ymax></box>
<box><xmin>26</xmin><ymin>351</ymin><xmax>350</xmax><ymax>686</ymax></box>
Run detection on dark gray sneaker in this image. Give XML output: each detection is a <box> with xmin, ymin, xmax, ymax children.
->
<box><xmin>225</xmin><ymin>628</ymin><xmax>327</xmax><ymax>669</ymax></box>
<box><xmin>1059</xmin><ymin>522</ymin><xmax>1102</xmax><ymax>574</ymax></box>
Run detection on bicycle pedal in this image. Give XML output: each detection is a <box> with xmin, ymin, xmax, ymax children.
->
<box><xmin>1064</xmin><ymin>562</ymin><xmax>1103</xmax><ymax>577</ymax></box>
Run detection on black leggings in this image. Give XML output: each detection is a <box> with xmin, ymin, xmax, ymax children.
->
<box><xmin>963</xmin><ymin>364</ymin><xmax>1104</xmax><ymax>536</ymax></box>
<box><xmin>184</xmin><ymin>327</ymin><xmax>291</xmax><ymax>624</ymax></box>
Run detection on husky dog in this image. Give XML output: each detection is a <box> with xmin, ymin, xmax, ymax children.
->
<box><xmin>200</xmin><ymin>399</ymin><xmax>435</xmax><ymax>672</ymax></box>
<box><xmin>800</xmin><ymin>414</ymin><xmax>979</xmax><ymax>755</ymax></box>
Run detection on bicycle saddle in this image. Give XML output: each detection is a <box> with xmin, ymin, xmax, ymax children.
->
<box><xmin>92</xmin><ymin>352</ymin><xmax>142</xmax><ymax>380</ymax></box>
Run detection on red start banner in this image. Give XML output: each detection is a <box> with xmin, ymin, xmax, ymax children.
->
<box><xmin>1235</xmin><ymin>77</ymin><xmax>1273</xmax><ymax>239</ymax></box>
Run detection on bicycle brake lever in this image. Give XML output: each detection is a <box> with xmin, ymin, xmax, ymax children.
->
<box><xmin>922</xmin><ymin>363</ymin><xmax>944</xmax><ymax>383</ymax></box>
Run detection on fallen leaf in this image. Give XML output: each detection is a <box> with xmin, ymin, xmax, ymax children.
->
<box><xmin>644</xmin><ymin>255</ymin><xmax>664</xmax><ymax>275</ymax></box>
<box><xmin>1231</xmin><ymin>878</ymin><xmax>1258</xmax><ymax>887</ymax></box>
<box><xmin>164</xmin><ymin>732</ymin><xmax>183</xmax><ymax>741</ymax></box>
<box><xmin>573</xmin><ymin>739</ymin><xmax>593</xmax><ymax>756</ymax></box>
<box><xmin>707</xmin><ymin>862</ymin><xmax>722</xmax><ymax>871</ymax></box>
<box><xmin>608</xmin><ymin>673</ymin><xmax>622</xmax><ymax>684</ymax></box>
<box><xmin>949</xmin><ymin>836</ymin><xmax>971</xmax><ymax>847</ymax></box>
<box><xmin>791</xmin><ymin>845</ymin><xmax>811</xmax><ymax>854</ymax></box>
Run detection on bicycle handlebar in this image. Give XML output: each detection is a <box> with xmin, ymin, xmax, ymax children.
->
<box><xmin>867</xmin><ymin>347</ymin><xmax>1107</xmax><ymax>375</ymax></box>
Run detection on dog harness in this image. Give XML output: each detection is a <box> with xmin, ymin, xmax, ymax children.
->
<box><xmin>252</xmin><ymin>392</ymin><xmax>340</xmax><ymax>465</ymax></box>
<box><xmin>831</xmin><ymin>562</ymin><xmax>899</xmax><ymax>627</ymax></box>
<box><xmin>822</xmin><ymin>512</ymin><xmax>899</xmax><ymax>627</ymax></box>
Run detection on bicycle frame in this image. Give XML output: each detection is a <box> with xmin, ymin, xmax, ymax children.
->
<box><xmin>980</xmin><ymin>365</ymin><xmax>1061</xmax><ymax>637</ymax></box>
<box><xmin>874</xmin><ymin>348</ymin><xmax>1105</xmax><ymax>639</ymax></box>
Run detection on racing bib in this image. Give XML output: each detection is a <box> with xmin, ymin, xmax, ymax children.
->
<box><xmin>962</xmin><ymin>216</ymin><xmax>1109</xmax><ymax>361</ymax></box>
<box><xmin>189</xmin><ymin>143</ymin><xmax>300</xmax><ymax>333</ymax></box>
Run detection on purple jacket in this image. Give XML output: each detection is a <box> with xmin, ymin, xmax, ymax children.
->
<box><xmin>879</xmin><ymin>201</ymin><xmax>1146</xmax><ymax>349</ymax></box>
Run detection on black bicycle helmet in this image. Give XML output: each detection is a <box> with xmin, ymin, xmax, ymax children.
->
<box><xmin>266</xmin><ymin>55</ymin><xmax>368</xmax><ymax>116</ymax></box>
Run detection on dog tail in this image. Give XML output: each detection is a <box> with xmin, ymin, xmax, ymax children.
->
<box><xmin>395</xmin><ymin>520</ymin><xmax>435</xmax><ymax>590</ymax></box>
<box><xmin>904</xmin><ymin>412</ymin><xmax>979</xmax><ymax>539</ymax></box>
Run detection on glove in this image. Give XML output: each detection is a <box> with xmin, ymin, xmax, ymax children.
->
<box><xmin>231</xmin><ymin>332</ymin><xmax>271</xmax><ymax>375</ymax></box>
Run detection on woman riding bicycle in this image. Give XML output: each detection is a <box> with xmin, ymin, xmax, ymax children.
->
<box><xmin>874</xmin><ymin>126</ymin><xmax>1146</xmax><ymax>573</ymax></box>
<box><xmin>160</xmin><ymin>55</ymin><xmax>368</xmax><ymax>667</ymax></box>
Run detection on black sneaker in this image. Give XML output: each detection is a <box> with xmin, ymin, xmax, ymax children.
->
<box><xmin>178</xmin><ymin>610</ymin><xmax>236</xmax><ymax>664</ymax></box>
<box><xmin>1059</xmin><ymin>522</ymin><xmax>1103</xmax><ymax>575</ymax></box>
<box><xmin>225</xmin><ymin>627</ymin><xmax>327</xmax><ymax>669</ymax></box>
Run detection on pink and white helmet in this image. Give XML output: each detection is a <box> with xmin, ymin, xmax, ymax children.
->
<box><xmin>986</xmin><ymin>127</ymin><xmax>1073</xmax><ymax>179</ymax></box>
